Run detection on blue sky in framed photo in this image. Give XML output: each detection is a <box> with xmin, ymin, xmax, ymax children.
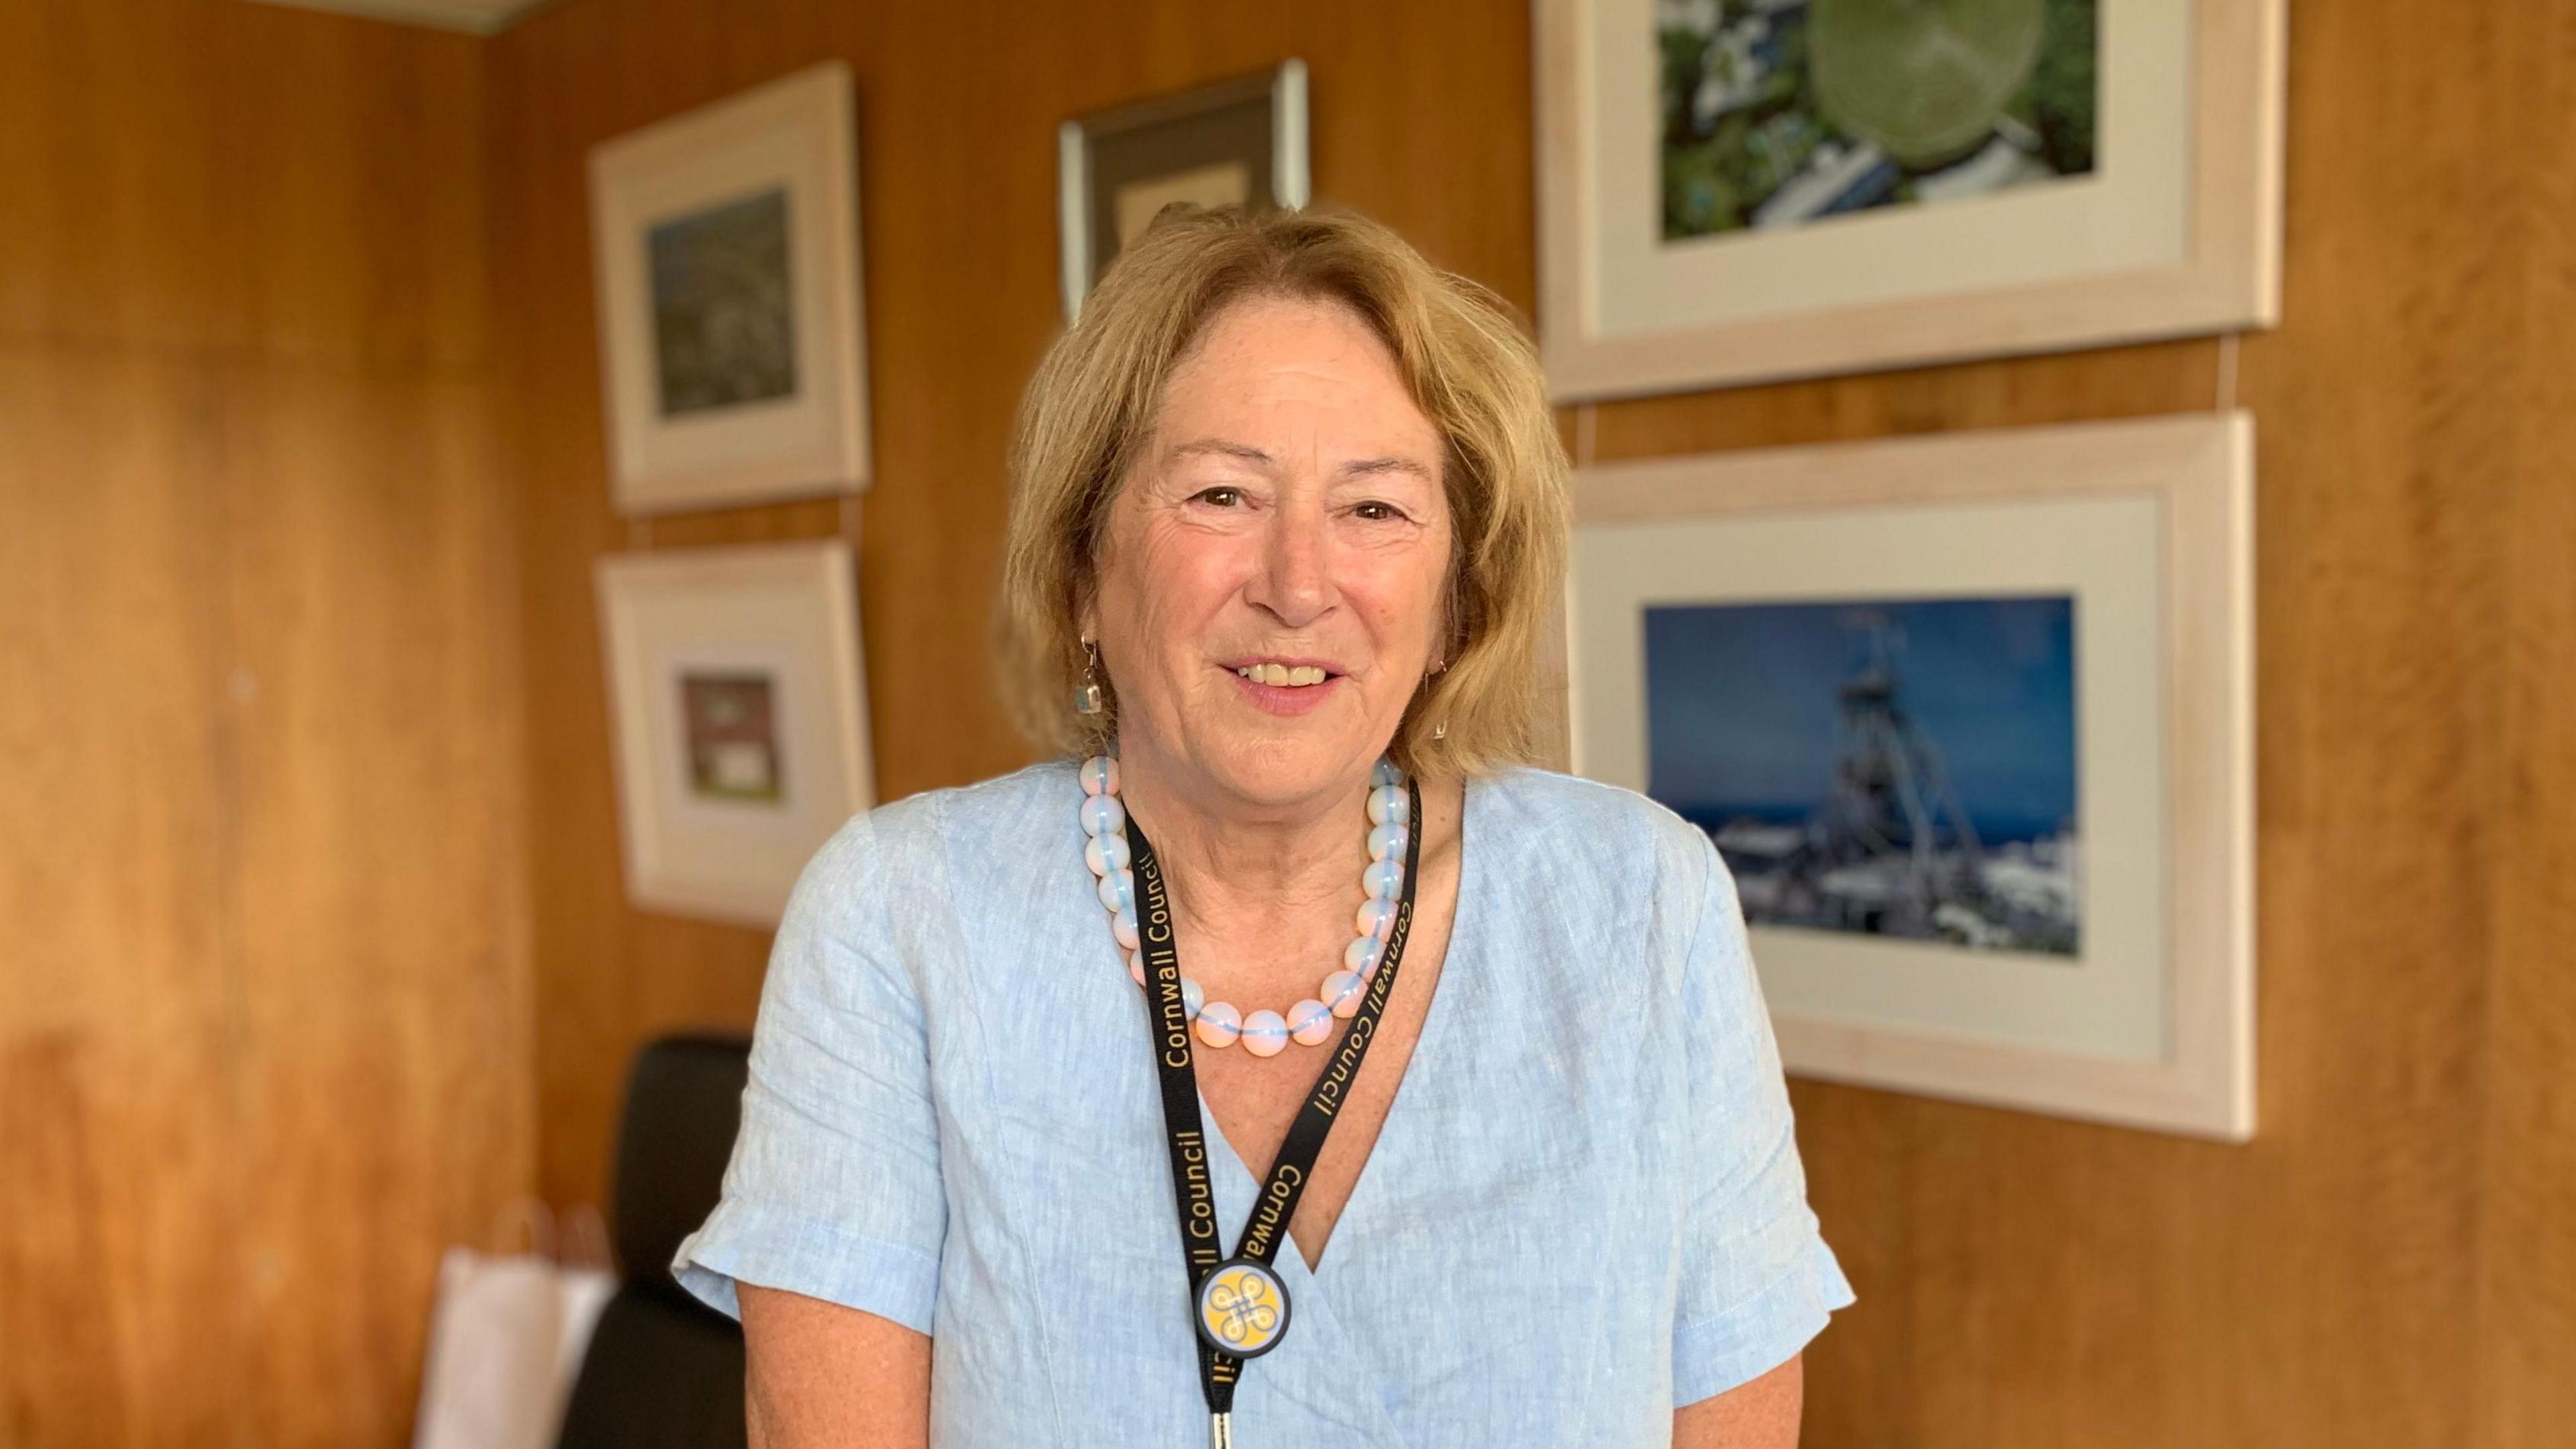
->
<box><xmin>1644</xmin><ymin>593</ymin><xmax>2082</xmax><ymax>955</ymax></box>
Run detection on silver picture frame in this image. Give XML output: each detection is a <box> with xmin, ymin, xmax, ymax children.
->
<box><xmin>1057</xmin><ymin>60</ymin><xmax>1310</xmax><ymax>321</ymax></box>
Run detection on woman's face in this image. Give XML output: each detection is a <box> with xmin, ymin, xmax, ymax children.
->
<box><xmin>1085</xmin><ymin>292</ymin><xmax>1453</xmax><ymax>810</ymax></box>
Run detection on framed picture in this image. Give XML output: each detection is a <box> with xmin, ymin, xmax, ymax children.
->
<box><xmin>589</xmin><ymin>62</ymin><xmax>871</xmax><ymax>515</ymax></box>
<box><xmin>1058</xmin><ymin>60</ymin><xmax>1310</xmax><ymax>320</ymax></box>
<box><xmin>595</xmin><ymin>539</ymin><xmax>874</xmax><ymax>927</ymax></box>
<box><xmin>1567</xmin><ymin>414</ymin><xmax>2255</xmax><ymax>1138</ymax></box>
<box><xmin>1536</xmin><ymin>0</ymin><xmax>2286</xmax><ymax>398</ymax></box>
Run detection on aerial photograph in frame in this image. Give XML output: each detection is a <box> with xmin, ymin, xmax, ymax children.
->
<box><xmin>1658</xmin><ymin>0</ymin><xmax>2100</xmax><ymax>240</ymax></box>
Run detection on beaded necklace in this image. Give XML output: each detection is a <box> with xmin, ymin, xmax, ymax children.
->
<box><xmin>1077</xmin><ymin>753</ymin><xmax>1410</xmax><ymax>1057</ymax></box>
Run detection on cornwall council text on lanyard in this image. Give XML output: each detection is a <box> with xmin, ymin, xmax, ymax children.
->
<box><xmin>1123</xmin><ymin>773</ymin><xmax>1425</xmax><ymax>1449</ymax></box>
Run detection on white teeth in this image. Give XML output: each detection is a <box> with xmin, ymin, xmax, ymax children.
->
<box><xmin>1236</xmin><ymin>663</ymin><xmax>1330</xmax><ymax>687</ymax></box>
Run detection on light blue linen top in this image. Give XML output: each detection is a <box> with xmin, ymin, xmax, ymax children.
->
<box><xmin>674</xmin><ymin>759</ymin><xmax>1853</xmax><ymax>1447</ymax></box>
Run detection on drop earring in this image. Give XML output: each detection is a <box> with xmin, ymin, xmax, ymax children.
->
<box><xmin>1075</xmin><ymin>639</ymin><xmax>1105</xmax><ymax>715</ymax></box>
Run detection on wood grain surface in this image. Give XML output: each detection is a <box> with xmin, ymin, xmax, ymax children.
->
<box><xmin>0</xmin><ymin>2</ymin><xmax>531</xmax><ymax>1445</ymax></box>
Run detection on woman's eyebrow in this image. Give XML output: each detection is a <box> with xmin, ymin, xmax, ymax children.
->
<box><xmin>1342</xmin><ymin>455</ymin><xmax>1436</xmax><ymax>482</ymax></box>
<box><xmin>1168</xmin><ymin>439</ymin><xmax>1435</xmax><ymax>482</ymax></box>
<box><xmin>1168</xmin><ymin>438</ymin><xmax>1275</xmax><ymax>468</ymax></box>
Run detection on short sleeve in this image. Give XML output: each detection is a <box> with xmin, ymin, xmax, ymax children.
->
<box><xmin>672</xmin><ymin>812</ymin><xmax>947</xmax><ymax>1334</ymax></box>
<box><xmin>1670</xmin><ymin>830</ymin><xmax>1856</xmax><ymax>1405</ymax></box>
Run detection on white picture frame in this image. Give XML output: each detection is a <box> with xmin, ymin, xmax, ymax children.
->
<box><xmin>596</xmin><ymin>539</ymin><xmax>874</xmax><ymax>928</ymax></box>
<box><xmin>1058</xmin><ymin>60</ymin><xmax>1310</xmax><ymax>321</ymax></box>
<box><xmin>1567</xmin><ymin>414</ymin><xmax>2256</xmax><ymax>1139</ymax></box>
<box><xmin>1536</xmin><ymin>0</ymin><xmax>2286</xmax><ymax>399</ymax></box>
<box><xmin>589</xmin><ymin>62</ymin><xmax>871</xmax><ymax>515</ymax></box>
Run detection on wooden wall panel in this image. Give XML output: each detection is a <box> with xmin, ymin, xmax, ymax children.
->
<box><xmin>217</xmin><ymin>6</ymin><xmax>492</xmax><ymax>376</ymax></box>
<box><xmin>0</xmin><ymin>350</ymin><xmax>252</xmax><ymax>1448</ymax></box>
<box><xmin>217</xmin><ymin>374</ymin><xmax>530</xmax><ymax>1448</ymax></box>
<box><xmin>0</xmin><ymin>0</ymin><xmax>248</xmax><ymax>353</ymax></box>
<box><xmin>0</xmin><ymin>2</ymin><xmax>526</xmax><ymax>1446</ymax></box>
<box><xmin>2474</xmin><ymin>15</ymin><xmax>2576</xmax><ymax>1449</ymax></box>
<box><xmin>486</xmin><ymin>1</ymin><xmax>2576</xmax><ymax>1446</ymax></box>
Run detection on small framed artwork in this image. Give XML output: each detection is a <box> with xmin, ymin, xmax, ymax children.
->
<box><xmin>596</xmin><ymin>539</ymin><xmax>875</xmax><ymax>927</ymax></box>
<box><xmin>1058</xmin><ymin>60</ymin><xmax>1309</xmax><ymax>319</ymax></box>
<box><xmin>589</xmin><ymin>62</ymin><xmax>871</xmax><ymax>515</ymax></box>
<box><xmin>1536</xmin><ymin>0</ymin><xmax>2285</xmax><ymax>398</ymax></box>
<box><xmin>1567</xmin><ymin>414</ymin><xmax>2255</xmax><ymax>1138</ymax></box>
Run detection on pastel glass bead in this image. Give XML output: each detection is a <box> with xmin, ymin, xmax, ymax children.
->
<box><xmin>1287</xmin><ymin>999</ymin><xmax>1333</xmax><ymax>1045</ymax></box>
<box><xmin>1096</xmin><ymin>869</ymin><xmax>1134</xmax><ymax>914</ymax></box>
<box><xmin>1323</xmin><ymin>970</ymin><xmax>1366</xmax><ymax>1018</ymax></box>
<box><xmin>1114</xmin><ymin>906</ymin><xmax>1140</xmax><ymax>951</ymax></box>
<box><xmin>1240</xmin><ymin>1010</ymin><xmax>1289</xmax><ymax>1059</ymax></box>
<box><xmin>1183</xmin><ymin>977</ymin><xmax>1205</xmax><ymax>1020</ymax></box>
<box><xmin>1080</xmin><ymin>755</ymin><xmax>1120</xmax><ymax>796</ymax></box>
<box><xmin>1344</xmin><ymin>936</ymin><xmax>1385</xmax><ymax>975</ymax></box>
<box><xmin>1366</xmin><ymin>822</ymin><xmax>1407</xmax><ymax>861</ymax></box>
<box><xmin>1083</xmin><ymin>833</ymin><xmax>1130</xmax><ymax>877</ymax></box>
<box><xmin>1193</xmin><ymin>1000</ymin><xmax>1243</xmax><ymax>1049</ymax></box>
<box><xmin>1366</xmin><ymin>785</ymin><xmax>1409</xmax><ymax>826</ymax></box>
<box><xmin>1363</xmin><ymin>860</ymin><xmax>1403</xmax><ymax>900</ymax></box>
<box><xmin>1081</xmin><ymin>794</ymin><xmax>1125</xmax><ymax>838</ymax></box>
<box><xmin>1355</xmin><ymin>897</ymin><xmax>1397</xmax><ymax>941</ymax></box>
<box><xmin>1129</xmin><ymin>951</ymin><xmax>1146</xmax><ymax>986</ymax></box>
<box><xmin>1373</xmin><ymin>759</ymin><xmax>1402</xmax><ymax>788</ymax></box>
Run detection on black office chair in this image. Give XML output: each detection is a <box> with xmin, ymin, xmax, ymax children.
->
<box><xmin>555</xmin><ymin>1033</ymin><xmax>753</xmax><ymax>1449</ymax></box>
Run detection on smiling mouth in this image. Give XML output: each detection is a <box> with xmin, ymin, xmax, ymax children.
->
<box><xmin>1231</xmin><ymin>662</ymin><xmax>1338</xmax><ymax>688</ymax></box>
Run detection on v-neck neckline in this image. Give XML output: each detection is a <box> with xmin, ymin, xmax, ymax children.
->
<box><xmin>1197</xmin><ymin>769</ymin><xmax>1481</xmax><ymax>1285</ymax></box>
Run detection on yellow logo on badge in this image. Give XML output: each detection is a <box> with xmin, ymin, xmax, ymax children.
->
<box><xmin>1195</xmin><ymin>1260</ymin><xmax>1290</xmax><ymax>1357</ymax></box>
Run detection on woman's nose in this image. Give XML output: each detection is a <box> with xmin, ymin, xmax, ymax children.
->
<box><xmin>1246</xmin><ymin>502</ymin><xmax>1330</xmax><ymax>628</ymax></box>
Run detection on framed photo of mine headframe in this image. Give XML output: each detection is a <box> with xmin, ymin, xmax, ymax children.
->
<box><xmin>589</xmin><ymin>62</ymin><xmax>871</xmax><ymax>514</ymax></box>
<box><xmin>1567</xmin><ymin>415</ymin><xmax>2255</xmax><ymax>1139</ymax></box>
<box><xmin>1536</xmin><ymin>0</ymin><xmax>2286</xmax><ymax>398</ymax></box>
<box><xmin>1058</xmin><ymin>60</ymin><xmax>1310</xmax><ymax>320</ymax></box>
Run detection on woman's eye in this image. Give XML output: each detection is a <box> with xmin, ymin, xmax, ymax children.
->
<box><xmin>1353</xmin><ymin>500</ymin><xmax>1405</xmax><ymax>522</ymax></box>
<box><xmin>1193</xmin><ymin>486</ymin><xmax>1244</xmax><ymax>508</ymax></box>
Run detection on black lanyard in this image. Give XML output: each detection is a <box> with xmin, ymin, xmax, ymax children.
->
<box><xmin>1124</xmin><ymin>774</ymin><xmax>1426</xmax><ymax>1448</ymax></box>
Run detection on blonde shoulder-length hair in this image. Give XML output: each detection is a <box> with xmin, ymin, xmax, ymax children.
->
<box><xmin>994</xmin><ymin>205</ymin><xmax>1570</xmax><ymax>778</ymax></box>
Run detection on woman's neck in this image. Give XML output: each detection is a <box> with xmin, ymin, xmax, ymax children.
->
<box><xmin>1110</xmin><ymin>743</ymin><xmax>1373</xmax><ymax>938</ymax></box>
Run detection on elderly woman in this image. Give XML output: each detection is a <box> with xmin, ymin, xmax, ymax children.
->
<box><xmin>673</xmin><ymin>207</ymin><xmax>1851</xmax><ymax>1448</ymax></box>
